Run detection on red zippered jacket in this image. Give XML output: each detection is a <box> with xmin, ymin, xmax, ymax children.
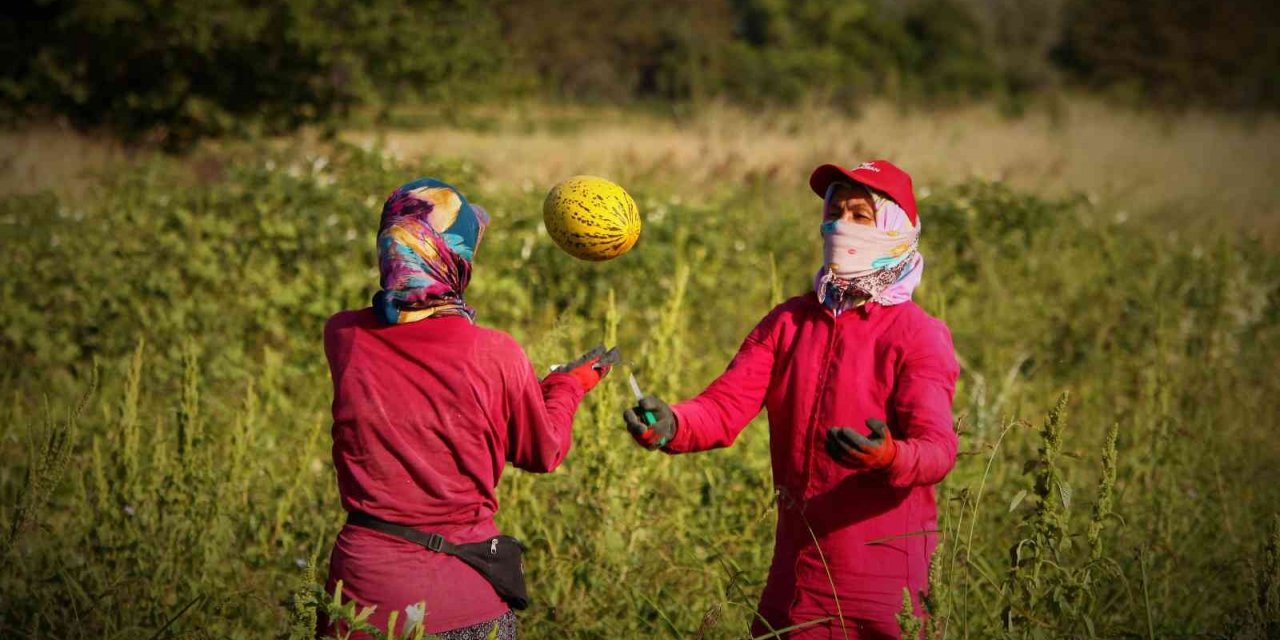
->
<box><xmin>667</xmin><ymin>293</ymin><xmax>959</xmax><ymax>638</ymax></box>
<box><xmin>322</xmin><ymin>309</ymin><xmax>585</xmax><ymax>635</ymax></box>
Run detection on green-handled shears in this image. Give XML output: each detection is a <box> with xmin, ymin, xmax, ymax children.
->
<box><xmin>628</xmin><ymin>372</ymin><xmax>658</xmax><ymax>426</ymax></box>
<box><xmin>627</xmin><ymin>372</ymin><xmax>671</xmax><ymax>448</ymax></box>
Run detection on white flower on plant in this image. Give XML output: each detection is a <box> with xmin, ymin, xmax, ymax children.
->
<box><xmin>294</xmin><ymin>557</ymin><xmax>308</xmax><ymax>569</ymax></box>
<box><xmin>123</xmin><ymin>505</ymin><xmax>136</xmax><ymax>517</ymax></box>
<box><xmin>403</xmin><ymin>602</ymin><xmax>426</xmax><ymax>630</ymax></box>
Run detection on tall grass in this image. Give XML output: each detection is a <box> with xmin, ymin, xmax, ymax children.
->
<box><xmin>0</xmin><ymin>119</ymin><xmax>1277</xmax><ymax>637</ymax></box>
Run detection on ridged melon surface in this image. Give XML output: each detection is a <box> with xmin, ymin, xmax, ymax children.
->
<box><xmin>543</xmin><ymin>175</ymin><xmax>640</xmax><ymax>261</ymax></box>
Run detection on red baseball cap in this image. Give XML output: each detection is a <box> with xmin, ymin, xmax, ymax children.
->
<box><xmin>809</xmin><ymin>160</ymin><xmax>918</xmax><ymax>226</ymax></box>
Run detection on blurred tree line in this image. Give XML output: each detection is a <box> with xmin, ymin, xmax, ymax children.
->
<box><xmin>2</xmin><ymin>0</ymin><xmax>1276</xmax><ymax>148</ymax></box>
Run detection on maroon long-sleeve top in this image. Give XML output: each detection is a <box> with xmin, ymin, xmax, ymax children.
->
<box><xmin>667</xmin><ymin>293</ymin><xmax>960</xmax><ymax>639</ymax></box>
<box><xmin>322</xmin><ymin>309</ymin><xmax>584</xmax><ymax>634</ymax></box>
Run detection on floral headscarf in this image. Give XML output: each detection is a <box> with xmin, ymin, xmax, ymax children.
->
<box><xmin>814</xmin><ymin>183</ymin><xmax>924</xmax><ymax>311</ymax></box>
<box><xmin>372</xmin><ymin>178</ymin><xmax>490</xmax><ymax>325</ymax></box>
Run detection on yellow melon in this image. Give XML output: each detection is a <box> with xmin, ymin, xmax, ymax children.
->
<box><xmin>543</xmin><ymin>176</ymin><xmax>640</xmax><ymax>261</ymax></box>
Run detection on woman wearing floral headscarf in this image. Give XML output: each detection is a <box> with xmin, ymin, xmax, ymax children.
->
<box><xmin>624</xmin><ymin>161</ymin><xmax>959</xmax><ymax>639</ymax></box>
<box><xmin>321</xmin><ymin>178</ymin><xmax>617</xmax><ymax>639</ymax></box>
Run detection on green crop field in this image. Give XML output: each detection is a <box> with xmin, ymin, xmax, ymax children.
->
<box><xmin>1</xmin><ymin>101</ymin><xmax>1278</xmax><ymax>639</ymax></box>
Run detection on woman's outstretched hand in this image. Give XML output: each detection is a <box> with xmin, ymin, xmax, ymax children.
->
<box><xmin>552</xmin><ymin>345</ymin><xmax>621</xmax><ymax>392</ymax></box>
<box><xmin>623</xmin><ymin>396</ymin><xmax>677</xmax><ymax>450</ymax></box>
<box><xmin>826</xmin><ymin>419</ymin><xmax>897</xmax><ymax>470</ymax></box>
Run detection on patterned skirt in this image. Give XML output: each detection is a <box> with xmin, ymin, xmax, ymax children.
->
<box><xmin>436</xmin><ymin>610</ymin><xmax>517</xmax><ymax>640</ymax></box>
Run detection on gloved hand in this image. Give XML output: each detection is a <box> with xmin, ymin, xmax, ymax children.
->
<box><xmin>825</xmin><ymin>419</ymin><xmax>897</xmax><ymax>470</ymax></box>
<box><xmin>623</xmin><ymin>395</ymin><xmax>677</xmax><ymax>450</ymax></box>
<box><xmin>551</xmin><ymin>345</ymin><xmax>621</xmax><ymax>392</ymax></box>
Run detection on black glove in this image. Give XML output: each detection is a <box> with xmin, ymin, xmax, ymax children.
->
<box><xmin>623</xmin><ymin>395</ymin><xmax>677</xmax><ymax>450</ymax></box>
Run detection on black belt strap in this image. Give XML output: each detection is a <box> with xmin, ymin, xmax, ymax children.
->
<box><xmin>346</xmin><ymin>511</ymin><xmax>461</xmax><ymax>556</ymax></box>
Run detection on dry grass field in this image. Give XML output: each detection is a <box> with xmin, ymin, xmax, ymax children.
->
<box><xmin>345</xmin><ymin>99</ymin><xmax>1280</xmax><ymax>237</ymax></box>
<box><xmin>6</xmin><ymin>97</ymin><xmax>1278</xmax><ymax>237</ymax></box>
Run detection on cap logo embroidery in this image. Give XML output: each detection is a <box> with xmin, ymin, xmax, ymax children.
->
<box><xmin>855</xmin><ymin>162</ymin><xmax>881</xmax><ymax>173</ymax></box>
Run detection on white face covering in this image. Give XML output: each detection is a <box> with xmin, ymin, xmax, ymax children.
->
<box><xmin>814</xmin><ymin>183</ymin><xmax>924</xmax><ymax>310</ymax></box>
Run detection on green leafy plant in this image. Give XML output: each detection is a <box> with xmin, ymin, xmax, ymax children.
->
<box><xmin>1</xmin><ymin>137</ymin><xmax>1277</xmax><ymax>637</ymax></box>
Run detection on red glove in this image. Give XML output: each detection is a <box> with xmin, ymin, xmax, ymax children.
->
<box><xmin>825</xmin><ymin>419</ymin><xmax>897</xmax><ymax>470</ymax></box>
<box><xmin>552</xmin><ymin>345</ymin><xmax>621</xmax><ymax>392</ymax></box>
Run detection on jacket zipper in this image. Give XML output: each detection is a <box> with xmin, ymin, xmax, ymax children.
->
<box><xmin>800</xmin><ymin>307</ymin><xmax>841</xmax><ymax>500</ymax></box>
<box><xmin>785</xmin><ymin>304</ymin><xmax>843</xmax><ymax>622</ymax></box>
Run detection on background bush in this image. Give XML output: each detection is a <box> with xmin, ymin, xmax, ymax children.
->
<box><xmin>1053</xmin><ymin>0</ymin><xmax>1280</xmax><ymax>111</ymax></box>
<box><xmin>0</xmin><ymin>0</ymin><xmax>506</xmax><ymax>149</ymax></box>
<box><xmin>5</xmin><ymin>0</ymin><xmax>1277</xmax><ymax>148</ymax></box>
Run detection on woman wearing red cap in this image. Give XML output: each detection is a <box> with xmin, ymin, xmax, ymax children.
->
<box><xmin>321</xmin><ymin>178</ymin><xmax>618</xmax><ymax>639</ymax></box>
<box><xmin>624</xmin><ymin>161</ymin><xmax>958</xmax><ymax>639</ymax></box>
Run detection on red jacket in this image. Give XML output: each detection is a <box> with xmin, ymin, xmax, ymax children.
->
<box><xmin>322</xmin><ymin>309</ymin><xmax>584</xmax><ymax>634</ymax></box>
<box><xmin>668</xmin><ymin>293</ymin><xmax>959</xmax><ymax>638</ymax></box>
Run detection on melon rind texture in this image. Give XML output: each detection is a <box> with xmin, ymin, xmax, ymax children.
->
<box><xmin>543</xmin><ymin>175</ymin><xmax>641</xmax><ymax>261</ymax></box>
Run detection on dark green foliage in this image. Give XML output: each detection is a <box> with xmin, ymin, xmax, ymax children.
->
<box><xmin>901</xmin><ymin>0</ymin><xmax>1003</xmax><ymax>102</ymax></box>
<box><xmin>4</xmin><ymin>0</ymin><xmax>1273</xmax><ymax>147</ymax></box>
<box><xmin>720</xmin><ymin>0</ymin><xmax>1001</xmax><ymax>105</ymax></box>
<box><xmin>1054</xmin><ymin>0</ymin><xmax>1280</xmax><ymax>110</ymax></box>
<box><xmin>722</xmin><ymin>0</ymin><xmax>895</xmax><ymax>104</ymax></box>
<box><xmin>0</xmin><ymin>0</ymin><xmax>507</xmax><ymax>149</ymax></box>
<box><xmin>497</xmin><ymin>0</ymin><xmax>734</xmax><ymax>102</ymax></box>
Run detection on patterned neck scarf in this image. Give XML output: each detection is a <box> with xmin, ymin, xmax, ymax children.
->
<box><xmin>372</xmin><ymin>178</ymin><xmax>490</xmax><ymax>325</ymax></box>
<box><xmin>814</xmin><ymin>183</ymin><xmax>924</xmax><ymax>312</ymax></box>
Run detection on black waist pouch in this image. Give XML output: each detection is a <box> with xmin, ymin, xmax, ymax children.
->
<box><xmin>346</xmin><ymin>511</ymin><xmax>530</xmax><ymax>610</ymax></box>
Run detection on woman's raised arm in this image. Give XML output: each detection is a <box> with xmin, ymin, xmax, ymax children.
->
<box><xmin>661</xmin><ymin>309</ymin><xmax>782</xmax><ymax>454</ymax></box>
